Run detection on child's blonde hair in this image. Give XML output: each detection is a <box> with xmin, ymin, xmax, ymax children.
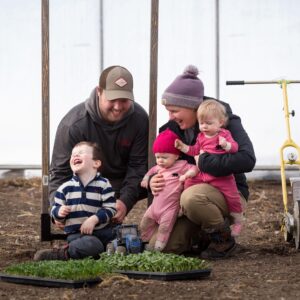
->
<box><xmin>197</xmin><ymin>99</ymin><xmax>228</xmax><ymax>127</ymax></box>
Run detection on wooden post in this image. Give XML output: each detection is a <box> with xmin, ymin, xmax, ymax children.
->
<box><xmin>148</xmin><ymin>0</ymin><xmax>159</xmax><ymax>169</ymax></box>
<box><xmin>41</xmin><ymin>0</ymin><xmax>51</xmax><ymax>241</ymax></box>
<box><xmin>215</xmin><ymin>0</ymin><xmax>220</xmax><ymax>99</ymax></box>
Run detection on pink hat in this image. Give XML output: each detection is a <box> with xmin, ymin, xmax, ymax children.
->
<box><xmin>152</xmin><ymin>129</ymin><xmax>180</xmax><ymax>155</ymax></box>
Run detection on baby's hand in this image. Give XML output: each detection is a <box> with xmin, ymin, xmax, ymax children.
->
<box><xmin>174</xmin><ymin>139</ymin><xmax>189</xmax><ymax>153</ymax></box>
<box><xmin>219</xmin><ymin>136</ymin><xmax>227</xmax><ymax>148</ymax></box>
<box><xmin>58</xmin><ymin>205</ymin><xmax>71</xmax><ymax>218</ymax></box>
<box><xmin>179</xmin><ymin>174</ymin><xmax>186</xmax><ymax>182</ymax></box>
<box><xmin>141</xmin><ymin>180</ymin><xmax>148</xmax><ymax>189</ymax></box>
<box><xmin>174</xmin><ymin>139</ymin><xmax>183</xmax><ymax>149</ymax></box>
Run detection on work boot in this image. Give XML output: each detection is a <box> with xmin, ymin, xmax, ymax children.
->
<box><xmin>200</xmin><ymin>221</ymin><xmax>236</xmax><ymax>260</ymax></box>
<box><xmin>190</xmin><ymin>231</ymin><xmax>210</xmax><ymax>254</ymax></box>
<box><xmin>33</xmin><ymin>245</ymin><xmax>69</xmax><ymax>261</ymax></box>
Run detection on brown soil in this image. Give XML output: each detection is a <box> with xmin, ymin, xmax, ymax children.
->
<box><xmin>0</xmin><ymin>178</ymin><xmax>300</xmax><ymax>299</ymax></box>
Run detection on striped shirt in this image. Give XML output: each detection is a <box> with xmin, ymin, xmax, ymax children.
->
<box><xmin>51</xmin><ymin>173</ymin><xmax>116</xmax><ymax>234</ymax></box>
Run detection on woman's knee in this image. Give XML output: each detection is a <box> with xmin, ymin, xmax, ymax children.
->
<box><xmin>181</xmin><ymin>184</ymin><xmax>212</xmax><ymax>210</ymax></box>
<box><xmin>180</xmin><ymin>184</ymin><xmax>228</xmax><ymax>226</ymax></box>
<box><xmin>182</xmin><ymin>184</ymin><xmax>227</xmax><ymax>208</ymax></box>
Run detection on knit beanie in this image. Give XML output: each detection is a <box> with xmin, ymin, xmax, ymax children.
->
<box><xmin>152</xmin><ymin>129</ymin><xmax>180</xmax><ymax>155</ymax></box>
<box><xmin>161</xmin><ymin>65</ymin><xmax>204</xmax><ymax>109</ymax></box>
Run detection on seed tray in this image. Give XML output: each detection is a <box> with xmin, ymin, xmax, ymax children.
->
<box><xmin>0</xmin><ymin>273</ymin><xmax>101</xmax><ymax>288</ymax></box>
<box><xmin>116</xmin><ymin>269</ymin><xmax>212</xmax><ymax>281</ymax></box>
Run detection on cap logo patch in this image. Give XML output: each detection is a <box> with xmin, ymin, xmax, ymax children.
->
<box><xmin>115</xmin><ymin>77</ymin><xmax>127</xmax><ymax>87</ymax></box>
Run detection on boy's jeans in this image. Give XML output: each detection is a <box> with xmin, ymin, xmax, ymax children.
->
<box><xmin>67</xmin><ymin>224</ymin><xmax>116</xmax><ymax>259</ymax></box>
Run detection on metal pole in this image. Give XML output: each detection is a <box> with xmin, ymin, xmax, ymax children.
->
<box><xmin>215</xmin><ymin>0</ymin><xmax>220</xmax><ymax>99</ymax></box>
<box><xmin>148</xmin><ymin>0</ymin><xmax>159</xmax><ymax>169</ymax></box>
<box><xmin>99</xmin><ymin>0</ymin><xmax>104</xmax><ymax>72</ymax></box>
<box><xmin>41</xmin><ymin>0</ymin><xmax>51</xmax><ymax>241</ymax></box>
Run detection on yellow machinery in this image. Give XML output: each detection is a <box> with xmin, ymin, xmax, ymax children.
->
<box><xmin>227</xmin><ymin>79</ymin><xmax>300</xmax><ymax>248</ymax></box>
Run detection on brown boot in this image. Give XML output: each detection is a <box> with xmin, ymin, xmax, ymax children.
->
<box><xmin>200</xmin><ymin>221</ymin><xmax>236</xmax><ymax>260</ymax></box>
<box><xmin>33</xmin><ymin>245</ymin><xmax>69</xmax><ymax>261</ymax></box>
<box><xmin>190</xmin><ymin>231</ymin><xmax>210</xmax><ymax>254</ymax></box>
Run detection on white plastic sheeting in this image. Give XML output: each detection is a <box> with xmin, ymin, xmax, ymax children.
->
<box><xmin>1</xmin><ymin>0</ymin><xmax>300</xmax><ymax>169</ymax></box>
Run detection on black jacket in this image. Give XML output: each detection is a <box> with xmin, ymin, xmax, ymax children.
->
<box><xmin>49</xmin><ymin>88</ymin><xmax>149</xmax><ymax>211</ymax></box>
<box><xmin>160</xmin><ymin>97</ymin><xmax>256</xmax><ymax>200</ymax></box>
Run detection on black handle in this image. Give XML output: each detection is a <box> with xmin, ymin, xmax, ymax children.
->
<box><xmin>226</xmin><ymin>81</ymin><xmax>245</xmax><ymax>85</ymax></box>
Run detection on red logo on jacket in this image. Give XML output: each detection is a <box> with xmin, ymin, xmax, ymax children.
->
<box><xmin>119</xmin><ymin>139</ymin><xmax>131</xmax><ymax>147</ymax></box>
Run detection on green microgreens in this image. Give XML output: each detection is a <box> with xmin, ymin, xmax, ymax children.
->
<box><xmin>4</xmin><ymin>251</ymin><xmax>209</xmax><ymax>280</ymax></box>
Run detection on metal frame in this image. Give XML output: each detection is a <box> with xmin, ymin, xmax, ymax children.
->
<box><xmin>227</xmin><ymin>79</ymin><xmax>300</xmax><ymax>248</ymax></box>
<box><xmin>40</xmin><ymin>0</ymin><xmax>159</xmax><ymax>241</ymax></box>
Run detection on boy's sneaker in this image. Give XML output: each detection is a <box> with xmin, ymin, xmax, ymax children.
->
<box><xmin>33</xmin><ymin>246</ymin><xmax>69</xmax><ymax>261</ymax></box>
<box><xmin>231</xmin><ymin>223</ymin><xmax>242</xmax><ymax>237</ymax></box>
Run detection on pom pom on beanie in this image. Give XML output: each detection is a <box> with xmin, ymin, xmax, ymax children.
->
<box><xmin>161</xmin><ymin>65</ymin><xmax>204</xmax><ymax>109</ymax></box>
<box><xmin>152</xmin><ymin>129</ymin><xmax>180</xmax><ymax>155</ymax></box>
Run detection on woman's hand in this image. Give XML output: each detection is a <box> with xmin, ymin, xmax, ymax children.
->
<box><xmin>149</xmin><ymin>173</ymin><xmax>165</xmax><ymax>196</ymax></box>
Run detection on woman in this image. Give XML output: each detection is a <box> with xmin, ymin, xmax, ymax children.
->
<box><xmin>150</xmin><ymin>65</ymin><xmax>256</xmax><ymax>259</ymax></box>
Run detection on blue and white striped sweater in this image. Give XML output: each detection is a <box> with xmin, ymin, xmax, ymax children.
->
<box><xmin>51</xmin><ymin>173</ymin><xmax>117</xmax><ymax>234</ymax></box>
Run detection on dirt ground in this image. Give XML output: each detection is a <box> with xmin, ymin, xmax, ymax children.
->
<box><xmin>0</xmin><ymin>177</ymin><xmax>300</xmax><ymax>299</ymax></box>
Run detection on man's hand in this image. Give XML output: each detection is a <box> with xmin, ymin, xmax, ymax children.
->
<box><xmin>80</xmin><ymin>215</ymin><xmax>99</xmax><ymax>235</ymax></box>
<box><xmin>112</xmin><ymin>200</ymin><xmax>127</xmax><ymax>223</ymax></box>
<box><xmin>149</xmin><ymin>172</ymin><xmax>165</xmax><ymax>196</ymax></box>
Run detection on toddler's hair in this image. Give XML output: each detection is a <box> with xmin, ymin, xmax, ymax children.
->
<box><xmin>73</xmin><ymin>141</ymin><xmax>102</xmax><ymax>161</ymax></box>
<box><xmin>197</xmin><ymin>99</ymin><xmax>228</xmax><ymax>126</ymax></box>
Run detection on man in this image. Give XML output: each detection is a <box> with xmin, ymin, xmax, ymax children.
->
<box><xmin>49</xmin><ymin>65</ymin><xmax>148</xmax><ymax>223</ymax></box>
<box><xmin>35</xmin><ymin>65</ymin><xmax>149</xmax><ymax>261</ymax></box>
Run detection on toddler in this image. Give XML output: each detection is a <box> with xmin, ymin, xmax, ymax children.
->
<box><xmin>34</xmin><ymin>141</ymin><xmax>117</xmax><ymax>260</ymax></box>
<box><xmin>175</xmin><ymin>99</ymin><xmax>243</xmax><ymax>237</ymax></box>
<box><xmin>140</xmin><ymin>129</ymin><xmax>199</xmax><ymax>251</ymax></box>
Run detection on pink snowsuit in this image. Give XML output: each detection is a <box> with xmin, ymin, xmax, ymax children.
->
<box><xmin>185</xmin><ymin>128</ymin><xmax>242</xmax><ymax>213</ymax></box>
<box><xmin>140</xmin><ymin>160</ymin><xmax>198</xmax><ymax>244</ymax></box>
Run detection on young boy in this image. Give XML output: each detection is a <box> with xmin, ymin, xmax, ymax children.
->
<box><xmin>34</xmin><ymin>141</ymin><xmax>117</xmax><ymax>260</ymax></box>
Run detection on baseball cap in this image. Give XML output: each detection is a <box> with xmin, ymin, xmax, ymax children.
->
<box><xmin>99</xmin><ymin>65</ymin><xmax>134</xmax><ymax>101</ymax></box>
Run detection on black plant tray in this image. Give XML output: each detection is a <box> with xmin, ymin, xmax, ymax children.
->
<box><xmin>116</xmin><ymin>269</ymin><xmax>212</xmax><ymax>281</ymax></box>
<box><xmin>0</xmin><ymin>273</ymin><xmax>101</xmax><ymax>288</ymax></box>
